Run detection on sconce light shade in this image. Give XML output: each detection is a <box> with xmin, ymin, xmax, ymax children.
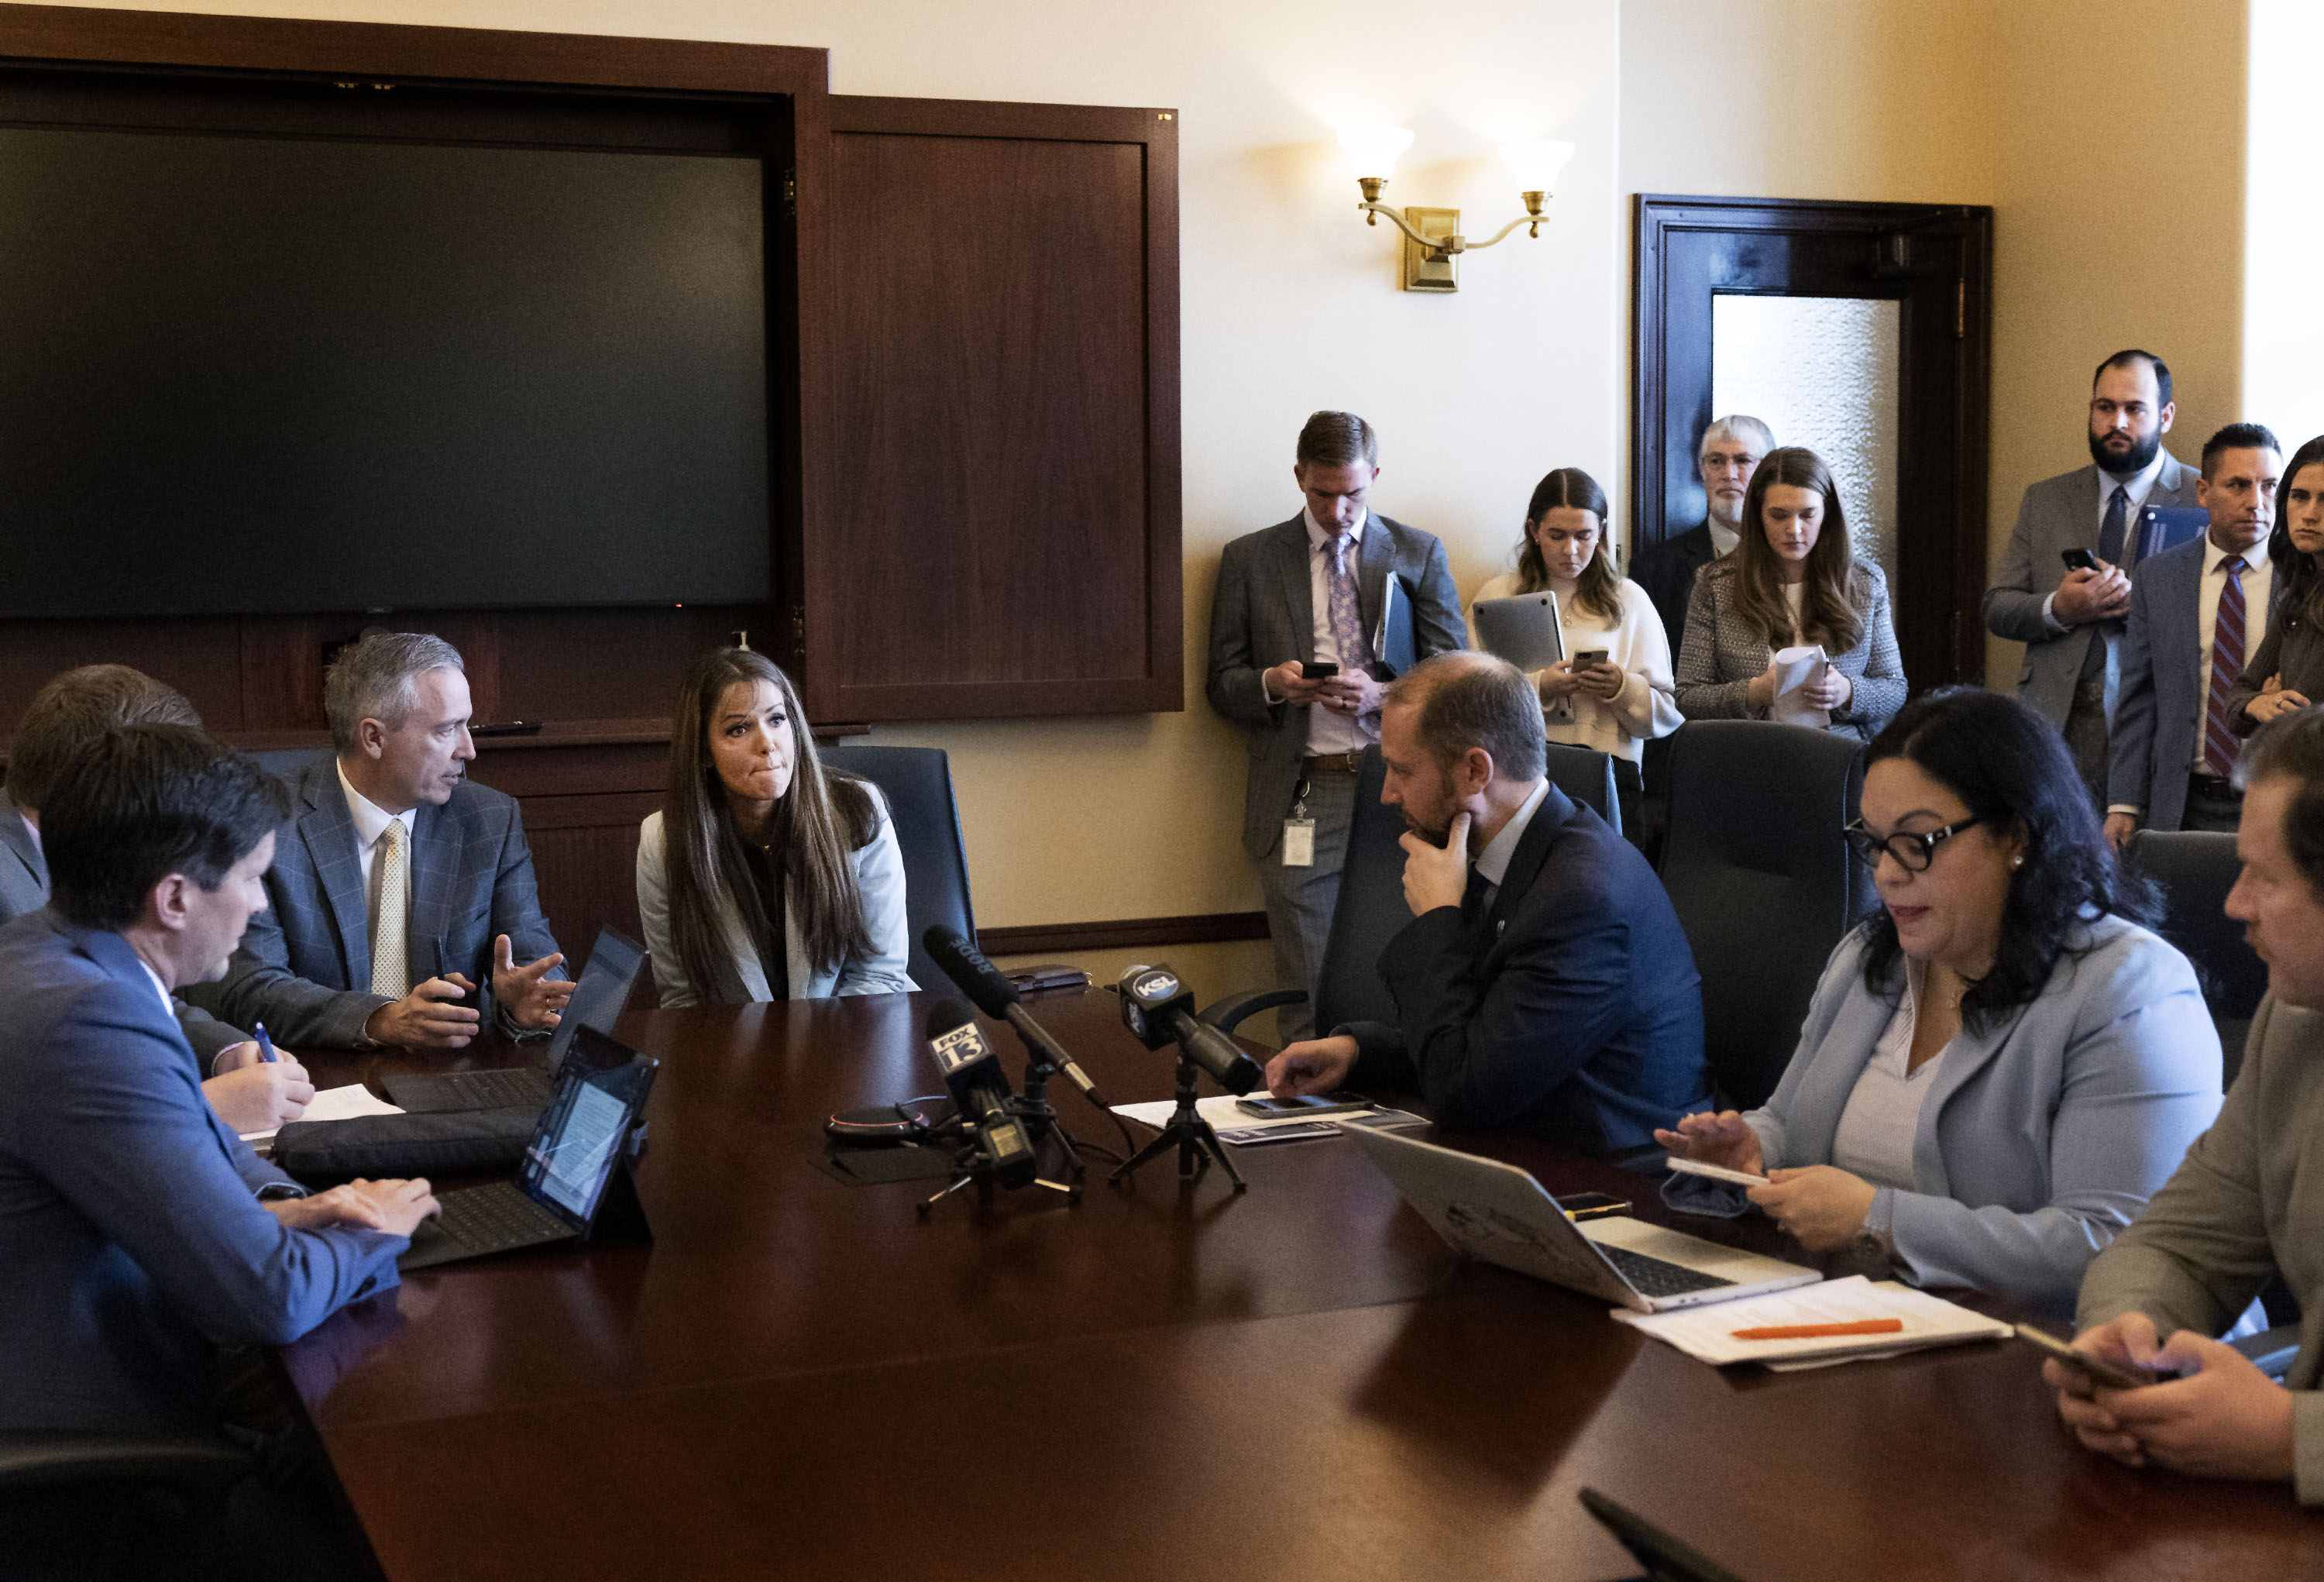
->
<box><xmin>1500</xmin><ymin>139</ymin><xmax>1576</xmax><ymax>194</ymax></box>
<box><xmin>1339</xmin><ymin>125</ymin><xmax>1415</xmax><ymax>180</ymax></box>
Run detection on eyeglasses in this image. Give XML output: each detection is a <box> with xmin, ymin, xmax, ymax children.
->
<box><xmin>1842</xmin><ymin>816</ymin><xmax>1989</xmax><ymax>872</ymax></box>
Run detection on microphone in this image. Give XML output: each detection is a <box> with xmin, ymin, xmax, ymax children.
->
<box><xmin>1115</xmin><ymin>964</ymin><xmax>1265</xmax><ymax>1096</ymax></box>
<box><xmin>922</xmin><ymin>925</ymin><xmax>1112</xmax><ymax>1108</ymax></box>
<box><xmin>924</xmin><ymin>1000</ymin><xmax>1037</xmax><ymax>1188</ymax></box>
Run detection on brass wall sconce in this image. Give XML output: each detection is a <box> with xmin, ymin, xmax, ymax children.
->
<box><xmin>1339</xmin><ymin>128</ymin><xmax>1576</xmax><ymax>292</ymax></box>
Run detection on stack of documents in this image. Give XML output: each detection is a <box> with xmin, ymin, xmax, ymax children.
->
<box><xmin>1110</xmin><ymin>1094</ymin><xmax>1426</xmax><ymax>1147</ymax></box>
<box><xmin>240</xmin><ymin>1083</ymin><xmax>405</xmax><ymax>1144</ymax></box>
<box><xmin>1612</xmin><ymin>1275</ymin><xmax>2011</xmax><ymax>1368</ymax></box>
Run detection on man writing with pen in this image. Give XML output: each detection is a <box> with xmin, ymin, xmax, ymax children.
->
<box><xmin>188</xmin><ymin>631</ymin><xmax>572</xmax><ymax>1051</ymax></box>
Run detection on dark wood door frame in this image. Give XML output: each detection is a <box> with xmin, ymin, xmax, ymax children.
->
<box><xmin>1631</xmin><ymin>194</ymin><xmax>1994</xmax><ymax>689</ymax></box>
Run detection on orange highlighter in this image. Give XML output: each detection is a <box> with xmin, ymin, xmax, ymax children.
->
<box><xmin>1731</xmin><ymin>1319</ymin><xmax>1904</xmax><ymax>1341</ymax></box>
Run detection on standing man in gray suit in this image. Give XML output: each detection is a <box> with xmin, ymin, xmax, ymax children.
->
<box><xmin>194</xmin><ymin>631</ymin><xmax>572</xmax><ymax>1051</ymax></box>
<box><xmin>2106</xmin><ymin>425</ymin><xmax>2284</xmax><ymax>844</ymax></box>
<box><xmin>1985</xmin><ymin>349</ymin><xmax>2205</xmax><ymax>803</ymax></box>
<box><xmin>1206</xmin><ymin>411</ymin><xmax>1465</xmax><ymax>1041</ymax></box>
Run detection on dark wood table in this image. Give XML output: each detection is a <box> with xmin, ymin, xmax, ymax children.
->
<box><xmin>284</xmin><ymin>991</ymin><xmax>2324</xmax><ymax>1580</ymax></box>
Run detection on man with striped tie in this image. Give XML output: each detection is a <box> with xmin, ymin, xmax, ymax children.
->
<box><xmin>2106</xmin><ymin>425</ymin><xmax>2287</xmax><ymax>845</ymax></box>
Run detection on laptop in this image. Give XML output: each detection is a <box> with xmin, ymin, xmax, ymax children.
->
<box><xmin>398</xmin><ymin>1044</ymin><xmax>658</xmax><ymax>1271</ymax></box>
<box><xmin>1470</xmin><ymin>590</ymin><xmax>1565</xmax><ymax>673</ymax></box>
<box><xmin>383</xmin><ymin>927</ymin><xmax>648</xmax><ymax>1113</ymax></box>
<box><xmin>1339</xmin><ymin>1123</ymin><xmax>1818</xmax><ymax>1313</ymax></box>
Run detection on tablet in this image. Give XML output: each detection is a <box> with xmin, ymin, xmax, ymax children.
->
<box><xmin>1472</xmin><ymin>591</ymin><xmax>1564</xmax><ymax>672</ymax></box>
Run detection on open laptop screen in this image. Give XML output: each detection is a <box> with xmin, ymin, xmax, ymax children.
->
<box><xmin>543</xmin><ymin>927</ymin><xmax>647</xmax><ymax>1071</ymax></box>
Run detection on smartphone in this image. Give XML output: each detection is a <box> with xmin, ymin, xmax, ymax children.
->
<box><xmin>1301</xmin><ymin>662</ymin><xmax>1339</xmax><ymax>680</ymax></box>
<box><xmin>1664</xmin><ymin>1155</ymin><xmax>1768</xmax><ymax>1187</ymax></box>
<box><xmin>2061</xmin><ymin>547</ymin><xmax>2102</xmax><ymax>573</ymax></box>
<box><xmin>1235</xmin><ymin>1093</ymin><xmax>1373</xmax><ymax>1118</ymax></box>
<box><xmin>1573</xmin><ymin>649</ymin><xmax>1610</xmax><ymax>669</ymax></box>
<box><xmin>1552</xmin><ymin>1191</ymin><xmax>1632</xmax><ymax>1223</ymax></box>
<box><xmin>2013</xmin><ymin>1322</ymin><xmax>2167</xmax><ymax>1390</ymax></box>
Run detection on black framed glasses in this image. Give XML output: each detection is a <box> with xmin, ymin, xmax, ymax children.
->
<box><xmin>1842</xmin><ymin>816</ymin><xmax>1989</xmax><ymax>872</ymax></box>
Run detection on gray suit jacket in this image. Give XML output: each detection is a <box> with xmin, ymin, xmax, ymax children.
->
<box><xmin>0</xmin><ymin>789</ymin><xmax>249</xmax><ymax>1064</ymax></box>
<box><xmin>2078</xmin><ymin>996</ymin><xmax>2324</xmax><ymax>1503</ymax></box>
<box><xmin>0</xmin><ymin>909</ymin><xmax>402</xmax><ymax>1433</ymax></box>
<box><xmin>2109</xmin><ymin>535</ymin><xmax>2284</xmax><ymax>830</ymax></box>
<box><xmin>1671</xmin><ymin>558</ymin><xmax>1906</xmax><ymax>743</ymax></box>
<box><xmin>192</xmin><ymin>758</ymin><xmax>562</xmax><ymax>1048</ymax></box>
<box><xmin>1205</xmin><ymin>512</ymin><xmax>1465</xmax><ymax>858</ymax></box>
<box><xmin>1984</xmin><ymin>454</ymin><xmax>2202</xmax><ymax>724</ymax></box>
<box><xmin>1747</xmin><ymin>916</ymin><xmax>2222</xmax><ymax>1321</ymax></box>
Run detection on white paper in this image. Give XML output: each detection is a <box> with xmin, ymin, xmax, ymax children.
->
<box><xmin>1111</xmin><ymin>1094</ymin><xmax>1426</xmax><ymax>1146</ymax></box>
<box><xmin>239</xmin><ymin>1082</ymin><xmax>404</xmax><ymax>1144</ymax></box>
<box><xmin>1770</xmin><ymin>643</ymin><xmax>1831</xmax><ymax>730</ymax></box>
<box><xmin>1611</xmin><ymin>1275</ymin><xmax>2011</xmax><ymax>1367</ymax></box>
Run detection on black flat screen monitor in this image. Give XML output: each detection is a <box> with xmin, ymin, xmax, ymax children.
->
<box><xmin>0</xmin><ymin>117</ymin><xmax>771</xmax><ymax>617</ymax></box>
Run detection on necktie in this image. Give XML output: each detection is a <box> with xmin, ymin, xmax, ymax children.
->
<box><xmin>1325</xmin><ymin>532</ymin><xmax>1375</xmax><ymax>678</ymax></box>
<box><xmin>2099</xmin><ymin>484</ymin><xmax>2129</xmax><ymax>566</ymax></box>
<box><xmin>1459</xmin><ymin>866</ymin><xmax>1494</xmax><ymax>927</ymax></box>
<box><xmin>2204</xmin><ymin>556</ymin><xmax>2247</xmax><ymax>779</ymax></box>
<box><xmin>370</xmin><ymin>819</ymin><xmax>410</xmax><ymax>999</ymax></box>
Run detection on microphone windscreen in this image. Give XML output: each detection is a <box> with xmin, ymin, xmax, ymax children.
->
<box><xmin>923</xmin><ymin>998</ymin><xmax>977</xmax><ymax>1040</ymax></box>
<box><xmin>922</xmin><ymin>924</ymin><xmax>1019</xmax><ymax>1016</ymax></box>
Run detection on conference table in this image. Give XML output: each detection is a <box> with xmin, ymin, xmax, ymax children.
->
<box><xmin>284</xmin><ymin>989</ymin><xmax>2324</xmax><ymax>1580</ymax></box>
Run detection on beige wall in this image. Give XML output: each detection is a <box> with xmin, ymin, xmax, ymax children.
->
<box><xmin>2244</xmin><ymin>0</ymin><xmax>2324</xmax><ymax>452</ymax></box>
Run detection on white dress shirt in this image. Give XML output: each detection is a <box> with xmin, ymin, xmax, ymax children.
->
<box><xmin>2040</xmin><ymin>449</ymin><xmax>2170</xmax><ymax>634</ymax></box>
<box><xmin>1707</xmin><ymin>519</ymin><xmax>1741</xmax><ymax>558</ymax></box>
<box><xmin>335</xmin><ymin>761</ymin><xmax>418</xmax><ymax>953</ymax></box>
<box><xmin>1467</xmin><ymin>779</ymin><xmax>1550</xmax><ymax>914</ymax></box>
<box><xmin>1297</xmin><ymin>507</ymin><xmax>1376</xmax><ymax>756</ymax></box>
<box><xmin>2190</xmin><ymin>535</ymin><xmax>2273</xmax><ymax>774</ymax></box>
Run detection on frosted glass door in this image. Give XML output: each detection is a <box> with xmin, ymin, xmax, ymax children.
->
<box><xmin>1711</xmin><ymin>294</ymin><xmax>1903</xmax><ymax>594</ymax></box>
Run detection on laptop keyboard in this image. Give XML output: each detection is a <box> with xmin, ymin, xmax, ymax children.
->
<box><xmin>1596</xmin><ymin>1242</ymin><xmax>1737</xmax><ymax>1297</ymax></box>
<box><xmin>448</xmin><ymin>1069</ymin><xmax>548</xmax><ymax>1107</ymax></box>
<box><xmin>426</xmin><ymin>1181</ymin><xmax>571</xmax><ymax>1255</ymax></box>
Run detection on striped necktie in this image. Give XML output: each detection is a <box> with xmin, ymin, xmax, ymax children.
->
<box><xmin>2203</xmin><ymin>556</ymin><xmax>2247</xmax><ymax>779</ymax></box>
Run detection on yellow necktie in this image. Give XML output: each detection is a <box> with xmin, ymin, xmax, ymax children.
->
<box><xmin>370</xmin><ymin>819</ymin><xmax>409</xmax><ymax>999</ymax></box>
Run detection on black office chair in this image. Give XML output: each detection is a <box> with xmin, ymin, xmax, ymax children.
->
<box><xmin>1203</xmin><ymin>746</ymin><xmax>1411</xmax><ymax>1040</ymax></box>
<box><xmin>1658</xmin><ymin>721</ymin><xmax>1868</xmax><ymax>1110</ymax></box>
<box><xmin>2126</xmin><ymin>830</ymin><xmax>2267</xmax><ymax>1083</ymax></box>
<box><xmin>1541</xmin><ymin>741</ymin><xmax>1620</xmax><ymax>838</ymax></box>
<box><xmin>820</xmin><ymin>745</ymin><xmax>976</xmax><ymax>992</ymax></box>
<box><xmin>246</xmin><ymin>746</ymin><xmax>330</xmax><ymax>784</ymax></box>
<box><xmin>0</xmin><ymin>1433</ymin><xmax>251</xmax><ymax>1582</ymax></box>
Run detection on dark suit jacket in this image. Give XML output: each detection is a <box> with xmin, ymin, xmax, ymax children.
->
<box><xmin>1205</xmin><ymin>511</ymin><xmax>1465</xmax><ymax>858</ymax></box>
<box><xmin>1984</xmin><ymin>454</ymin><xmax>2202</xmax><ymax>725</ymax></box>
<box><xmin>1342</xmin><ymin>785</ymin><xmax>1710</xmax><ymax>1163</ymax></box>
<box><xmin>2110</xmin><ymin>535</ymin><xmax>2284</xmax><ymax>830</ymax></box>
<box><xmin>0</xmin><ymin>909</ymin><xmax>403</xmax><ymax>1433</ymax></box>
<box><xmin>0</xmin><ymin>789</ymin><xmax>249</xmax><ymax>1064</ymax></box>
<box><xmin>1630</xmin><ymin>521</ymin><xmax>1715</xmax><ymax>657</ymax></box>
<box><xmin>194</xmin><ymin>758</ymin><xmax>562</xmax><ymax>1048</ymax></box>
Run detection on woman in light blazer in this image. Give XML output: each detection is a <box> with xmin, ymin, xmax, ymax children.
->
<box><xmin>1673</xmin><ymin>445</ymin><xmax>1905</xmax><ymax>743</ymax></box>
<box><xmin>637</xmin><ymin>647</ymin><xmax>914</xmax><ymax>1006</ymax></box>
<box><xmin>1660</xmin><ymin>689</ymin><xmax>2223</xmax><ymax>1320</ymax></box>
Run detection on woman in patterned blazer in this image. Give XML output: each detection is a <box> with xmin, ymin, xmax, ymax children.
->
<box><xmin>1673</xmin><ymin>445</ymin><xmax>1906</xmax><ymax>744</ymax></box>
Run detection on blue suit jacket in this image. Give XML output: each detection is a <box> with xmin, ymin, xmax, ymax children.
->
<box><xmin>0</xmin><ymin>909</ymin><xmax>404</xmax><ymax>1434</ymax></box>
<box><xmin>2110</xmin><ymin>535</ymin><xmax>2284</xmax><ymax>830</ymax></box>
<box><xmin>1345</xmin><ymin>784</ymin><xmax>1710</xmax><ymax>1163</ymax></box>
<box><xmin>195</xmin><ymin>758</ymin><xmax>562</xmax><ymax>1048</ymax></box>
<box><xmin>1742</xmin><ymin>917</ymin><xmax>2223</xmax><ymax>1320</ymax></box>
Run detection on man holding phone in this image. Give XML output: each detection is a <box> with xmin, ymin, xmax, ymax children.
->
<box><xmin>2048</xmin><ymin>708</ymin><xmax>2324</xmax><ymax>1500</ymax></box>
<box><xmin>1984</xmin><ymin>350</ymin><xmax>2202</xmax><ymax>805</ymax></box>
<box><xmin>1262</xmin><ymin>654</ymin><xmax>1707</xmax><ymax>1163</ymax></box>
<box><xmin>1205</xmin><ymin>411</ymin><xmax>1465</xmax><ymax>1041</ymax></box>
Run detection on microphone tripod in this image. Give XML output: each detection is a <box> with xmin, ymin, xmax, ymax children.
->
<box><xmin>1108</xmin><ymin>1047</ymin><xmax>1246</xmax><ymax>1193</ymax></box>
<box><xmin>916</xmin><ymin>1092</ymin><xmax>1086</xmax><ymax>1216</ymax></box>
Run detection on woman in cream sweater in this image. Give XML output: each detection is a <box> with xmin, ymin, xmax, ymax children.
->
<box><xmin>1466</xmin><ymin>466</ymin><xmax>1680</xmax><ymax>835</ymax></box>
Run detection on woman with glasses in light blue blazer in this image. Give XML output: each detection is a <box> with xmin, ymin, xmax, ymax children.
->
<box><xmin>1659</xmin><ymin>687</ymin><xmax>2225</xmax><ymax>1321</ymax></box>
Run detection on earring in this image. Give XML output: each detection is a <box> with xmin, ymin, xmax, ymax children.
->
<box><xmin>2009</xmin><ymin>855</ymin><xmax>2023</xmax><ymax>870</ymax></box>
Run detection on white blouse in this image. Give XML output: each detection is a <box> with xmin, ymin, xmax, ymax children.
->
<box><xmin>1466</xmin><ymin>572</ymin><xmax>1682</xmax><ymax>764</ymax></box>
<box><xmin>1831</xmin><ymin>962</ymin><xmax>1951</xmax><ymax>1191</ymax></box>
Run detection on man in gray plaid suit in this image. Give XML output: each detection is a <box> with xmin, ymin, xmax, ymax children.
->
<box><xmin>192</xmin><ymin>631</ymin><xmax>572</xmax><ymax>1050</ymax></box>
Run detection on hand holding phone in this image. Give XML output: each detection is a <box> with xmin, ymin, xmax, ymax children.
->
<box><xmin>1302</xmin><ymin>662</ymin><xmax>1339</xmax><ymax>680</ymax></box>
<box><xmin>2015</xmin><ymin>1322</ymin><xmax>2168</xmax><ymax>1391</ymax></box>
<box><xmin>2061</xmin><ymin>547</ymin><xmax>2102</xmax><ymax>573</ymax></box>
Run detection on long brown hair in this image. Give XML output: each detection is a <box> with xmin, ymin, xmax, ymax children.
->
<box><xmin>2269</xmin><ymin>435</ymin><xmax>2324</xmax><ymax>628</ymax></box>
<box><xmin>662</xmin><ymin>648</ymin><xmax>877</xmax><ymax>998</ymax></box>
<box><xmin>1512</xmin><ymin>466</ymin><xmax>1623</xmax><ymax>623</ymax></box>
<box><xmin>1729</xmin><ymin>446</ymin><xmax>1868</xmax><ymax>652</ymax></box>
